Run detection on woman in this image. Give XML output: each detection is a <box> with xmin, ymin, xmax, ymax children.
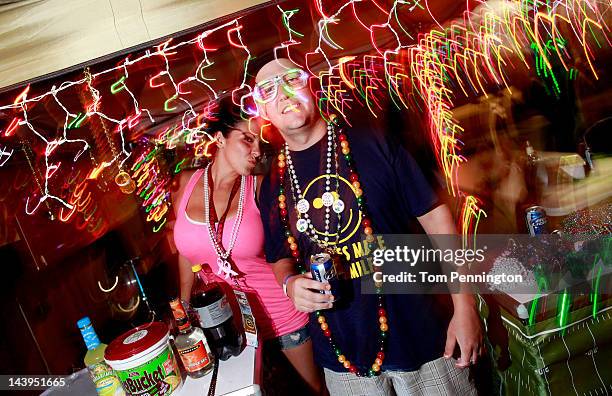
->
<box><xmin>172</xmin><ymin>96</ymin><xmax>323</xmax><ymax>394</ymax></box>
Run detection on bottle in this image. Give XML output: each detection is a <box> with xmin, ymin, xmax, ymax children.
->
<box><xmin>190</xmin><ymin>264</ymin><xmax>245</xmax><ymax>360</ymax></box>
<box><xmin>520</xmin><ymin>140</ymin><xmax>542</xmax><ymax>233</ymax></box>
<box><xmin>524</xmin><ymin>140</ymin><xmax>539</xmax><ymax>196</ymax></box>
<box><xmin>169</xmin><ymin>298</ymin><xmax>214</xmax><ymax>378</ymax></box>
<box><xmin>525</xmin><ymin>140</ymin><xmax>538</xmax><ymax>165</ymax></box>
<box><xmin>77</xmin><ymin>317</ymin><xmax>125</xmax><ymax>396</ymax></box>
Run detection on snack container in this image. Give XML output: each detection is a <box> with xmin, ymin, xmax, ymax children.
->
<box><xmin>105</xmin><ymin>322</ymin><xmax>182</xmax><ymax>396</ymax></box>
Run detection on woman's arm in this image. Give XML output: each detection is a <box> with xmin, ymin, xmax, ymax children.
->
<box><xmin>172</xmin><ymin>170</ymin><xmax>197</xmax><ymax>302</ymax></box>
<box><xmin>178</xmin><ymin>255</ymin><xmax>195</xmax><ymax>302</ymax></box>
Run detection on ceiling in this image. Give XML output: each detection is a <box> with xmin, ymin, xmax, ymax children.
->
<box><xmin>0</xmin><ymin>0</ymin><xmax>269</xmax><ymax>89</ymax></box>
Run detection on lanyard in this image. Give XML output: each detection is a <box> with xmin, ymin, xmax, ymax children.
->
<box><xmin>206</xmin><ymin>359</ymin><xmax>219</xmax><ymax>396</ymax></box>
<box><xmin>206</xmin><ymin>168</ymin><xmax>241</xmax><ymax>246</ymax></box>
<box><xmin>204</xmin><ymin>168</ymin><xmax>258</xmax><ymax>347</ymax></box>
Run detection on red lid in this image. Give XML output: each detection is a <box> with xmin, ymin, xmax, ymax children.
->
<box><xmin>104</xmin><ymin>322</ymin><xmax>169</xmax><ymax>362</ymax></box>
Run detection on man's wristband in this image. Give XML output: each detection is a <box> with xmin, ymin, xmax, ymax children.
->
<box><xmin>282</xmin><ymin>274</ymin><xmax>297</xmax><ymax>297</ymax></box>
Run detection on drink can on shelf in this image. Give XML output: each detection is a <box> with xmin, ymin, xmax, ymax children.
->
<box><xmin>525</xmin><ymin>206</ymin><xmax>548</xmax><ymax>235</ymax></box>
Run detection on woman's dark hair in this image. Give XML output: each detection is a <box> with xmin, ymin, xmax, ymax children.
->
<box><xmin>205</xmin><ymin>94</ymin><xmax>244</xmax><ymax>137</ymax></box>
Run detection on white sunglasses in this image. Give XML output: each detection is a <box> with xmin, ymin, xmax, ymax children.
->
<box><xmin>253</xmin><ymin>68</ymin><xmax>309</xmax><ymax>104</ymax></box>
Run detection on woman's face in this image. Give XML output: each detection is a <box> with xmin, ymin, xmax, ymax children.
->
<box><xmin>217</xmin><ymin>120</ymin><xmax>261</xmax><ymax>175</ymax></box>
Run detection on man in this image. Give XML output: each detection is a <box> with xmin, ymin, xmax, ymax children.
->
<box><xmin>255</xmin><ymin>57</ymin><xmax>483</xmax><ymax>395</ymax></box>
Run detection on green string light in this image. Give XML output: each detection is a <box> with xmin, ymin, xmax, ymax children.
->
<box><xmin>67</xmin><ymin>112</ymin><xmax>87</xmax><ymax>129</ymax></box>
<box><xmin>164</xmin><ymin>94</ymin><xmax>179</xmax><ymax>112</ymax></box>
<box><xmin>279</xmin><ymin>6</ymin><xmax>304</xmax><ymax>38</ymax></box>
<box><xmin>174</xmin><ymin>158</ymin><xmax>186</xmax><ymax>174</ymax></box>
<box><xmin>110</xmin><ymin>76</ymin><xmax>127</xmax><ymax>94</ymax></box>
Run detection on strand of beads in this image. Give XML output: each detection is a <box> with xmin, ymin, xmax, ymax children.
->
<box><xmin>284</xmin><ymin>121</ymin><xmax>342</xmax><ymax>245</ymax></box>
<box><xmin>203</xmin><ymin>163</ymin><xmax>246</xmax><ymax>279</ymax></box>
<box><xmin>276</xmin><ymin>125</ymin><xmax>387</xmax><ymax>377</ymax></box>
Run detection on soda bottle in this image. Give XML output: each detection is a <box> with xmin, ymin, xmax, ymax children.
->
<box><xmin>190</xmin><ymin>264</ymin><xmax>245</xmax><ymax>360</ymax></box>
<box><xmin>77</xmin><ymin>317</ymin><xmax>125</xmax><ymax>396</ymax></box>
<box><xmin>169</xmin><ymin>298</ymin><xmax>214</xmax><ymax>378</ymax></box>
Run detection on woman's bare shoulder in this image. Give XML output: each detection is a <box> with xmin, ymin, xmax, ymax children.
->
<box><xmin>171</xmin><ymin>169</ymin><xmax>200</xmax><ymax>210</ymax></box>
<box><xmin>179</xmin><ymin>168</ymin><xmax>199</xmax><ymax>183</ymax></box>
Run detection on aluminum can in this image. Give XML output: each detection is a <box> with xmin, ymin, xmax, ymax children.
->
<box><xmin>310</xmin><ymin>253</ymin><xmax>341</xmax><ymax>300</ymax></box>
<box><xmin>525</xmin><ymin>206</ymin><xmax>547</xmax><ymax>235</ymax></box>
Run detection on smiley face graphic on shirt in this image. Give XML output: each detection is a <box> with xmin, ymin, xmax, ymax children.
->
<box><xmin>295</xmin><ymin>173</ymin><xmax>363</xmax><ymax>245</ymax></box>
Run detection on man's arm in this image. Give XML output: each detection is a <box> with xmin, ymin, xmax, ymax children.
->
<box><xmin>417</xmin><ymin>204</ymin><xmax>484</xmax><ymax>368</ymax></box>
<box><xmin>417</xmin><ymin>204</ymin><xmax>455</xmax><ymax>234</ymax></box>
<box><xmin>270</xmin><ymin>257</ymin><xmax>334</xmax><ymax>313</ymax></box>
<box><xmin>418</xmin><ymin>204</ymin><xmax>477</xmax><ymax>306</ymax></box>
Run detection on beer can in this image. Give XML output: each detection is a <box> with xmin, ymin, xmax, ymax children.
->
<box><xmin>310</xmin><ymin>253</ymin><xmax>340</xmax><ymax>300</ymax></box>
<box><xmin>525</xmin><ymin>206</ymin><xmax>548</xmax><ymax>235</ymax></box>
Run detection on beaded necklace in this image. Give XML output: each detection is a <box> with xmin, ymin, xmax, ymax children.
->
<box><xmin>276</xmin><ymin>118</ymin><xmax>388</xmax><ymax>377</ymax></box>
<box><xmin>284</xmin><ymin>121</ymin><xmax>342</xmax><ymax>248</ymax></box>
<box><xmin>203</xmin><ymin>162</ymin><xmax>246</xmax><ymax>279</ymax></box>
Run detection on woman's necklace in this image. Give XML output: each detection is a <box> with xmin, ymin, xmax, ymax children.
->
<box><xmin>276</xmin><ymin>118</ymin><xmax>387</xmax><ymax>378</ymax></box>
<box><xmin>203</xmin><ymin>163</ymin><xmax>246</xmax><ymax>279</ymax></box>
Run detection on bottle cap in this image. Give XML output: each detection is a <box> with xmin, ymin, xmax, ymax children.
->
<box><xmin>192</xmin><ymin>264</ymin><xmax>202</xmax><ymax>273</ymax></box>
<box><xmin>77</xmin><ymin>316</ymin><xmax>92</xmax><ymax>329</ymax></box>
<box><xmin>77</xmin><ymin>316</ymin><xmax>101</xmax><ymax>350</ymax></box>
<box><xmin>169</xmin><ymin>298</ymin><xmax>191</xmax><ymax>332</ymax></box>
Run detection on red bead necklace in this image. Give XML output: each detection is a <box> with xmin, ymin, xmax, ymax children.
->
<box><xmin>276</xmin><ymin>120</ymin><xmax>388</xmax><ymax>377</ymax></box>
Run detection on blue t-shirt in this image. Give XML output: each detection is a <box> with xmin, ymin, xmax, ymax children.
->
<box><xmin>259</xmin><ymin>124</ymin><xmax>451</xmax><ymax>372</ymax></box>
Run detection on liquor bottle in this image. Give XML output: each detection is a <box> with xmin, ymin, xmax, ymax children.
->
<box><xmin>524</xmin><ymin>140</ymin><xmax>540</xmax><ymax>197</ymax></box>
<box><xmin>169</xmin><ymin>298</ymin><xmax>214</xmax><ymax>378</ymax></box>
<box><xmin>77</xmin><ymin>317</ymin><xmax>125</xmax><ymax>396</ymax></box>
<box><xmin>521</xmin><ymin>140</ymin><xmax>542</xmax><ymax>233</ymax></box>
<box><xmin>525</xmin><ymin>140</ymin><xmax>538</xmax><ymax>165</ymax></box>
<box><xmin>190</xmin><ymin>264</ymin><xmax>245</xmax><ymax>360</ymax></box>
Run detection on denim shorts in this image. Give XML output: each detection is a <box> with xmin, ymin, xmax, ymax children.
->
<box><xmin>273</xmin><ymin>324</ymin><xmax>310</xmax><ymax>350</ymax></box>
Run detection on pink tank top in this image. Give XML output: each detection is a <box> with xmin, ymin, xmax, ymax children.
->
<box><xmin>173</xmin><ymin>169</ymin><xmax>308</xmax><ymax>340</ymax></box>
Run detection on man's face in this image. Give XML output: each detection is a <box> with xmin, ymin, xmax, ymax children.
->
<box><xmin>254</xmin><ymin>59</ymin><xmax>318</xmax><ymax>135</ymax></box>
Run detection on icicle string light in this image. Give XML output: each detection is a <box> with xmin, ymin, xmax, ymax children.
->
<box><xmin>0</xmin><ymin>1</ymin><xmax>608</xmax><ymax>236</ymax></box>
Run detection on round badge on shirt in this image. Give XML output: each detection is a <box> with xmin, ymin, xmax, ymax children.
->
<box><xmin>321</xmin><ymin>192</ymin><xmax>334</xmax><ymax>207</ymax></box>
<box><xmin>296</xmin><ymin>199</ymin><xmax>310</xmax><ymax>214</ymax></box>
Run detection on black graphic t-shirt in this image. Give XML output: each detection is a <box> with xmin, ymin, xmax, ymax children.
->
<box><xmin>259</xmin><ymin>124</ymin><xmax>452</xmax><ymax>372</ymax></box>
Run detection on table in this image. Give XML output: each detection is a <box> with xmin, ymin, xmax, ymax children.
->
<box><xmin>42</xmin><ymin>345</ymin><xmax>262</xmax><ymax>396</ymax></box>
<box><xmin>177</xmin><ymin>345</ymin><xmax>262</xmax><ymax>396</ymax></box>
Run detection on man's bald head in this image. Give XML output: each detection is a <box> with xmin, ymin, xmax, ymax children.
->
<box><xmin>252</xmin><ymin>57</ymin><xmax>322</xmax><ymax>142</ymax></box>
<box><xmin>255</xmin><ymin>58</ymin><xmax>301</xmax><ymax>84</ymax></box>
